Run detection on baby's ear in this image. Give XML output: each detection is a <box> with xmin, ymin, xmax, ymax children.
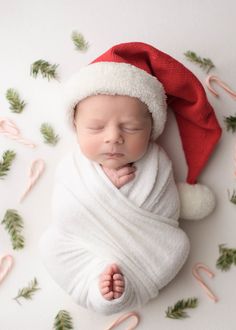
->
<box><xmin>73</xmin><ymin>105</ymin><xmax>79</xmax><ymax>128</ymax></box>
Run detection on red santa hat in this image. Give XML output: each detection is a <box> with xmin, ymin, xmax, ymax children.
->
<box><xmin>63</xmin><ymin>42</ymin><xmax>222</xmax><ymax>220</ymax></box>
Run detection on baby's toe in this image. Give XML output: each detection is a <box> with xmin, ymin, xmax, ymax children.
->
<box><xmin>113</xmin><ymin>292</ymin><xmax>122</xmax><ymax>299</ymax></box>
<box><xmin>100</xmin><ymin>280</ymin><xmax>111</xmax><ymax>289</ymax></box>
<box><xmin>100</xmin><ymin>274</ymin><xmax>112</xmax><ymax>281</ymax></box>
<box><xmin>101</xmin><ymin>286</ymin><xmax>110</xmax><ymax>295</ymax></box>
<box><xmin>113</xmin><ymin>280</ymin><xmax>124</xmax><ymax>287</ymax></box>
<box><xmin>104</xmin><ymin>291</ymin><xmax>114</xmax><ymax>300</ymax></box>
<box><xmin>113</xmin><ymin>285</ymin><xmax>124</xmax><ymax>293</ymax></box>
<box><xmin>113</xmin><ymin>273</ymin><xmax>123</xmax><ymax>281</ymax></box>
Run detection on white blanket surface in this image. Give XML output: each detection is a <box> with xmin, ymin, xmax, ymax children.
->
<box><xmin>40</xmin><ymin>142</ymin><xmax>190</xmax><ymax>315</ymax></box>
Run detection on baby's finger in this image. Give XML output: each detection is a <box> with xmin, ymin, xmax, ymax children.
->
<box><xmin>117</xmin><ymin>173</ymin><xmax>135</xmax><ymax>188</ymax></box>
<box><xmin>117</xmin><ymin>165</ymin><xmax>136</xmax><ymax>177</ymax></box>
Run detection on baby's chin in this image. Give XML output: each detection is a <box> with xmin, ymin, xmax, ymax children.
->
<box><xmin>99</xmin><ymin>159</ymin><xmax>130</xmax><ymax>169</ymax></box>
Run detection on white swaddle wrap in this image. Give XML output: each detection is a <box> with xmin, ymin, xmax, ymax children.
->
<box><xmin>39</xmin><ymin>142</ymin><xmax>190</xmax><ymax>315</ymax></box>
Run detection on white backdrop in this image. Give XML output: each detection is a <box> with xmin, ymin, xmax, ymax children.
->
<box><xmin>1</xmin><ymin>1</ymin><xmax>236</xmax><ymax>329</ymax></box>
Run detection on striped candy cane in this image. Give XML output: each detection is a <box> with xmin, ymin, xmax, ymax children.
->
<box><xmin>105</xmin><ymin>311</ymin><xmax>140</xmax><ymax>330</ymax></box>
<box><xmin>192</xmin><ymin>263</ymin><xmax>218</xmax><ymax>302</ymax></box>
<box><xmin>19</xmin><ymin>159</ymin><xmax>45</xmax><ymax>202</ymax></box>
<box><xmin>0</xmin><ymin>117</ymin><xmax>36</xmax><ymax>148</ymax></box>
<box><xmin>205</xmin><ymin>76</ymin><xmax>236</xmax><ymax>177</ymax></box>
<box><xmin>0</xmin><ymin>254</ymin><xmax>14</xmax><ymax>285</ymax></box>
<box><xmin>205</xmin><ymin>75</ymin><xmax>236</xmax><ymax>99</ymax></box>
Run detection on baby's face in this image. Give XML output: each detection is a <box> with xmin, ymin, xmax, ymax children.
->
<box><xmin>74</xmin><ymin>94</ymin><xmax>152</xmax><ymax>169</ymax></box>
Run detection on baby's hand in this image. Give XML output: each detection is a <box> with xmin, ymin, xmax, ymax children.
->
<box><xmin>102</xmin><ymin>164</ymin><xmax>136</xmax><ymax>188</ymax></box>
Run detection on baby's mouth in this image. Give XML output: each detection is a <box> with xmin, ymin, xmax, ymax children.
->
<box><xmin>104</xmin><ymin>153</ymin><xmax>124</xmax><ymax>158</ymax></box>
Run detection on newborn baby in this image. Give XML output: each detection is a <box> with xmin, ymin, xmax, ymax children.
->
<box><xmin>74</xmin><ymin>94</ymin><xmax>181</xmax><ymax>302</ymax></box>
<box><xmin>39</xmin><ymin>42</ymin><xmax>221</xmax><ymax>315</ymax></box>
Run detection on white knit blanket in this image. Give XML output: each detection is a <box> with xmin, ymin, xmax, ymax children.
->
<box><xmin>39</xmin><ymin>143</ymin><xmax>190</xmax><ymax>315</ymax></box>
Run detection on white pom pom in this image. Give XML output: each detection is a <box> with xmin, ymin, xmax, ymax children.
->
<box><xmin>177</xmin><ymin>183</ymin><xmax>216</xmax><ymax>220</ymax></box>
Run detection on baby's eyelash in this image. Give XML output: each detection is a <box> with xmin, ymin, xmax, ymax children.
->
<box><xmin>86</xmin><ymin>126</ymin><xmax>143</xmax><ymax>132</ymax></box>
<box><xmin>123</xmin><ymin>127</ymin><xmax>142</xmax><ymax>131</ymax></box>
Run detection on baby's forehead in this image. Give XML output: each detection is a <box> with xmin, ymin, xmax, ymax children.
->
<box><xmin>75</xmin><ymin>94</ymin><xmax>151</xmax><ymax>119</ymax></box>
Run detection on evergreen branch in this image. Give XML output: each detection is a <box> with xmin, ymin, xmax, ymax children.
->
<box><xmin>228</xmin><ymin>189</ymin><xmax>236</xmax><ymax>204</ymax></box>
<box><xmin>13</xmin><ymin>278</ymin><xmax>40</xmax><ymax>305</ymax></box>
<box><xmin>5</xmin><ymin>88</ymin><xmax>26</xmax><ymax>113</ymax></box>
<box><xmin>0</xmin><ymin>150</ymin><xmax>16</xmax><ymax>179</ymax></box>
<box><xmin>71</xmin><ymin>31</ymin><xmax>89</xmax><ymax>51</ymax></box>
<box><xmin>40</xmin><ymin>123</ymin><xmax>59</xmax><ymax>145</ymax></box>
<box><xmin>165</xmin><ymin>297</ymin><xmax>198</xmax><ymax>319</ymax></box>
<box><xmin>184</xmin><ymin>51</ymin><xmax>215</xmax><ymax>73</ymax></box>
<box><xmin>216</xmin><ymin>244</ymin><xmax>236</xmax><ymax>271</ymax></box>
<box><xmin>30</xmin><ymin>60</ymin><xmax>59</xmax><ymax>81</ymax></box>
<box><xmin>224</xmin><ymin>115</ymin><xmax>236</xmax><ymax>133</ymax></box>
<box><xmin>53</xmin><ymin>310</ymin><xmax>74</xmax><ymax>330</ymax></box>
<box><xmin>1</xmin><ymin>209</ymin><xmax>24</xmax><ymax>250</ymax></box>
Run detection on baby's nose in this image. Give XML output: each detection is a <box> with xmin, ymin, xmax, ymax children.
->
<box><xmin>104</xmin><ymin>128</ymin><xmax>124</xmax><ymax>144</ymax></box>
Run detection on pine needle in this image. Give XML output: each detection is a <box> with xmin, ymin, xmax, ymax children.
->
<box><xmin>5</xmin><ymin>88</ymin><xmax>26</xmax><ymax>113</ymax></box>
<box><xmin>184</xmin><ymin>51</ymin><xmax>215</xmax><ymax>73</ymax></box>
<box><xmin>228</xmin><ymin>190</ymin><xmax>236</xmax><ymax>204</ymax></box>
<box><xmin>30</xmin><ymin>59</ymin><xmax>59</xmax><ymax>81</ymax></box>
<box><xmin>40</xmin><ymin>123</ymin><xmax>59</xmax><ymax>145</ymax></box>
<box><xmin>53</xmin><ymin>310</ymin><xmax>74</xmax><ymax>330</ymax></box>
<box><xmin>165</xmin><ymin>297</ymin><xmax>198</xmax><ymax>319</ymax></box>
<box><xmin>71</xmin><ymin>31</ymin><xmax>89</xmax><ymax>51</ymax></box>
<box><xmin>1</xmin><ymin>209</ymin><xmax>24</xmax><ymax>250</ymax></box>
<box><xmin>0</xmin><ymin>150</ymin><xmax>16</xmax><ymax>179</ymax></box>
<box><xmin>13</xmin><ymin>278</ymin><xmax>40</xmax><ymax>305</ymax></box>
<box><xmin>216</xmin><ymin>244</ymin><xmax>236</xmax><ymax>271</ymax></box>
<box><xmin>224</xmin><ymin>115</ymin><xmax>236</xmax><ymax>133</ymax></box>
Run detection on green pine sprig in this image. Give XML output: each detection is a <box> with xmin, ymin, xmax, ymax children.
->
<box><xmin>6</xmin><ymin>88</ymin><xmax>26</xmax><ymax>113</ymax></box>
<box><xmin>53</xmin><ymin>310</ymin><xmax>74</xmax><ymax>330</ymax></box>
<box><xmin>216</xmin><ymin>244</ymin><xmax>236</xmax><ymax>271</ymax></box>
<box><xmin>13</xmin><ymin>278</ymin><xmax>40</xmax><ymax>305</ymax></box>
<box><xmin>40</xmin><ymin>123</ymin><xmax>59</xmax><ymax>145</ymax></box>
<box><xmin>224</xmin><ymin>115</ymin><xmax>236</xmax><ymax>133</ymax></box>
<box><xmin>71</xmin><ymin>31</ymin><xmax>89</xmax><ymax>51</ymax></box>
<box><xmin>228</xmin><ymin>190</ymin><xmax>236</xmax><ymax>204</ymax></box>
<box><xmin>1</xmin><ymin>209</ymin><xmax>24</xmax><ymax>250</ymax></box>
<box><xmin>30</xmin><ymin>60</ymin><xmax>59</xmax><ymax>81</ymax></box>
<box><xmin>0</xmin><ymin>150</ymin><xmax>16</xmax><ymax>179</ymax></box>
<box><xmin>165</xmin><ymin>297</ymin><xmax>198</xmax><ymax>319</ymax></box>
<box><xmin>184</xmin><ymin>51</ymin><xmax>215</xmax><ymax>73</ymax></box>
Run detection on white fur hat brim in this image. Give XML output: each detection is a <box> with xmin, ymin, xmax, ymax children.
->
<box><xmin>63</xmin><ymin>61</ymin><xmax>167</xmax><ymax>140</ymax></box>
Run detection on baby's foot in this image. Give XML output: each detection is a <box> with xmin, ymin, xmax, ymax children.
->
<box><xmin>99</xmin><ymin>263</ymin><xmax>125</xmax><ymax>300</ymax></box>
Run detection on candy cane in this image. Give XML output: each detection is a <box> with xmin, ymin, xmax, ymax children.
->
<box><xmin>19</xmin><ymin>159</ymin><xmax>45</xmax><ymax>202</ymax></box>
<box><xmin>0</xmin><ymin>117</ymin><xmax>36</xmax><ymax>148</ymax></box>
<box><xmin>205</xmin><ymin>75</ymin><xmax>236</xmax><ymax>99</ymax></box>
<box><xmin>192</xmin><ymin>263</ymin><xmax>218</xmax><ymax>302</ymax></box>
<box><xmin>105</xmin><ymin>311</ymin><xmax>140</xmax><ymax>330</ymax></box>
<box><xmin>0</xmin><ymin>254</ymin><xmax>14</xmax><ymax>284</ymax></box>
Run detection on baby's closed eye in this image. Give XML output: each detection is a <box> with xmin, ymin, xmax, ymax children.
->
<box><xmin>122</xmin><ymin>126</ymin><xmax>143</xmax><ymax>132</ymax></box>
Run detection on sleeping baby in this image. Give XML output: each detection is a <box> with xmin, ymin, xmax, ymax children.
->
<box><xmin>39</xmin><ymin>42</ymin><xmax>221</xmax><ymax>315</ymax></box>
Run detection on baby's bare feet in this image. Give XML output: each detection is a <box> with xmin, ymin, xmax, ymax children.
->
<box><xmin>99</xmin><ymin>263</ymin><xmax>125</xmax><ymax>300</ymax></box>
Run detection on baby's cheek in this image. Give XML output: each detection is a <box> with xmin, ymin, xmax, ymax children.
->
<box><xmin>78</xmin><ymin>136</ymin><xmax>101</xmax><ymax>160</ymax></box>
<box><xmin>128</xmin><ymin>138</ymin><xmax>150</xmax><ymax>159</ymax></box>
